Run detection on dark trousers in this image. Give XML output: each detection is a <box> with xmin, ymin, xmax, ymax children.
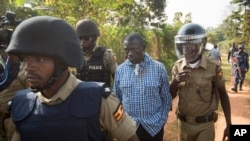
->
<box><xmin>136</xmin><ymin>125</ymin><xmax>164</xmax><ymax>141</ymax></box>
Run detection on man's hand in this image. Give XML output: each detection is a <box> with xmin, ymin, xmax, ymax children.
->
<box><xmin>170</xmin><ymin>70</ymin><xmax>191</xmax><ymax>99</ymax></box>
<box><xmin>175</xmin><ymin>70</ymin><xmax>191</xmax><ymax>83</ymax></box>
<box><xmin>222</xmin><ymin>126</ymin><xmax>230</xmax><ymax>141</ymax></box>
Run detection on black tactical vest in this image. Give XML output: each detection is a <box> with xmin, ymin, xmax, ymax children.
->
<box><xmin>11</xmin><ymin>82</ymin><xmax>109</xmax><ymax>141</ymax></box>
<box><xmin>77</xmin><ymin>47</ymin><xmax>111</xmax><ymax>86</ymax></box>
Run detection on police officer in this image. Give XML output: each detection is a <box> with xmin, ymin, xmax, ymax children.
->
<box><xmin>0</xmin><ymin>30</ymin><xmax>26</xmax><ymax>141</ymax></box>
<box><xmin>231</xmin><ymin>44</ymin><xmax>249</xmax><ymax>92</ymax></box>
<box><xmin>75</xmin><ymin>19</ymin><xmax>117</xmax><ymax>87</ymax></box>
<box><xmin>170</xmin><ymin>23</ymin><xmax>232</xmax><ymax>141</ymax></box>
<box><xmin>6</xmin><ymin>16</ymin><xmax>139</xmax><ymax>141</ymax></box>
<box><xmin>0</xmin><ymin>58</ymin><xmax>25</xmax><ymax>141</ymax></box>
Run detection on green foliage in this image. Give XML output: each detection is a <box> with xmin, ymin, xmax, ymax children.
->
<box><xmin>158</xmin><ymin>51</ymin><xmax>177</xmax><ymax>74</ymax></box>
<box><xmin>1</xmin><ymin>0</ymin><xmax>180</xmax><ymax>75</ymax></box>
<box><xmin>12</xmin><ymin>0</ymin><xmax>26</xmax><ymax>5</ymax></box>
<box><xmin>206</xmin><ymin>29</ymin><xmax>226</xmax><ymax>44</ymax></box>
<box><xmin>98</xmin><ymin>25</ymin><xmax>134</xmax><ymax>65</ymax></box>
<box><xmin>172</xmin><ymin>12</ymin><xmax>192</xmax><ymax>26</ymax></box>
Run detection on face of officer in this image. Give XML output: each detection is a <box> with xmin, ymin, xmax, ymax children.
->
<box><xmin>79</xmin><ymin>36</ymin><xmax>96</xmax><ymax>52</ymax></box>
<box><xmin>22</xmin><ymin>55</ymin><xmax>54</xmax><ymax>89</ymax></box>
<box><xmin>183</xmin><ymin>43</ymin><xmax>200</xmax><ymax>62</ymax></box>
<box><xmin>22</xmin><ymin>55</ymin><xmax>68</xmax><ymax>98</ymax></box>
<box><xmin>124</xmin><ymin>39</ymin><xmax>145</xmax><ymax>64</ymax></box>
<box><xmin>176</xmin><ymin>41</ymin><xmax>203</xmax><ymax>63</ymax></box>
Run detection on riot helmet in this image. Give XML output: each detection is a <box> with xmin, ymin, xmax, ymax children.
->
<box><xmin>175</xmin><ymin>23</ymin><xmax>207</xmax><ymax>63</ymax></box>
<box><xmin>75</xmin><ymin>19</ymin><xmax>100</xmax><ymax>37</ymax></box>
<box><xmin>6</xmin><ymin>16</ymin><xmax>84</xmax><ymax>67</ymax></box>
<box><xmin>6</xmin><ymin>16</ymin><xmax>84</xmax><ymax>92</ymax></box>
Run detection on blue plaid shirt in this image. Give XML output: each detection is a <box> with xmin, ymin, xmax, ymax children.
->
<box><xmin>113</xmin><ymin>53</ymin><xmax>172</xmax><ymax>136</ymax></box>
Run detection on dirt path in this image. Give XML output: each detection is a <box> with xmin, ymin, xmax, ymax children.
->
<box><xmin>164</xmin><ymin>72</ymin><xmax>250</xmax><ymax>141</ymax></box>
<box><xmin>214</xmin><ymin>76</ymin><xmax>250</xmax><ymax>141</ymax></box>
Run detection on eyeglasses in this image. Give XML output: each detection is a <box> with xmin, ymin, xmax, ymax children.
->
<box><xmin>79</xmin><ymin>36</ymin><xmax>92</xmax><ymax>41</ymax></box>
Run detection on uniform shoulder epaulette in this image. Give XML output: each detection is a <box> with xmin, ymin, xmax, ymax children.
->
<box><xmin>207</xmin><ymin>58</ymin><xmax>223</xmax><ymax>79</ymax></box>
<box><xmin>208</xmin><ymin>57</ymin><xmax>220</xmax><ymax>66</ymax></box>
<box><xmin>106</xmin><ymin>48</ymin><xmax>113</xmax><ymax>52</ymax></box>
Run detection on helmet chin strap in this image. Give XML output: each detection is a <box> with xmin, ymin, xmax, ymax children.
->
<box><xmin>188</xmin><ymin>54</ymin><xmax>202</xmax><ymax>64</ymax></box>
<box><xmin>30</xmin><ymin>63</ymin><xmax>66</xmax><ymax>93</ymax></box>
<box><xmin>82</xmin><ymin>37</ymin><xmax>97</xmax><ymax>53</ymax></box>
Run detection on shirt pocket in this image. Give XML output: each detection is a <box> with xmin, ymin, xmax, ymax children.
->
<box><xmin>120</xmin><ymin>81</ymin><xmax>133</xmax><ymax>96</ymax></box>
<box><xmin>196</xmin><ymin>81</ymin><xmax>212</xmax><ymax>103</ymax></box>
<box><xmin>145</xmin><ymin>81</ymin><xmax>161</xmax><ymax>105</ymax></box>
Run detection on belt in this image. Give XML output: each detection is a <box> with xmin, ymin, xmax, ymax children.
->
<box><xmin>178</xmin><ymin>112</ymin><xmax>216</xmax><ymax>124</ymax></box>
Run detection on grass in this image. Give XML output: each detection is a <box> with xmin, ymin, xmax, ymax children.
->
<box><xmin>220</xmin><ymin>53</ymin><xmax>232</xmax><ymax>82</ymax></box>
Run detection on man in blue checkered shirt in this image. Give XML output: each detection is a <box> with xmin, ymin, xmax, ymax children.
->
<box><xmin>113</xmin><ymin>33</ymin><xmax>172</xmax><ymax>141</ymax></box>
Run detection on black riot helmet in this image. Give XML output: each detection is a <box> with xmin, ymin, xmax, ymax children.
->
<box><xmin>75</xmin><ymin>19</ymin><xmax>100</xmax><ymax>37</ymax></box>
<box><xmin>6</xmin><ymin>16</ymin><xmax>84</xmax><ymax>92</ymax></box>
<box><xmin>6</xmin><ymin>16</ymin><xmax>84</xmax><ymax>67</ymax></box>
<box><xmin>175</xmin><ymin>23</ymin><xmax>207</xmax><ymax>63</ymax></box>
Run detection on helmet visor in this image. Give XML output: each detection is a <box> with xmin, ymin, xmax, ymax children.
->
<box><xmin>175</xmin><ymin>39</ymin><xmax>203</xmax><ymax>63</ymax></box>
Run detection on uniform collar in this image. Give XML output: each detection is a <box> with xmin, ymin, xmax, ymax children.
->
<box><xmin>179</xmin><ymin>54</ymin><xmax>208</xmax><ymax>70</ymax></box>
<box><xmin>37</xmin><ymin>73</ymin><xmax>81</xmax><ymax>105</ymax></box>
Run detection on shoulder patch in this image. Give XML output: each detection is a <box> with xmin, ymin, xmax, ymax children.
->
<box><xmin>113</xmin><ymin>104</ymin><xmax>125</xmax><ymax>121</ymax></box>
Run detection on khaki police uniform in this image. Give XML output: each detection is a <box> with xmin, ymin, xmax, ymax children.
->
<box><xmin>83</xmin><ymin>46</ymin><xmax>118</xmax><ymax>75</ymax></box>
<box><xmin>11</xmin><ymin>73</ymin><xmax>136</xmax><ymax>141</ymax></box>
<box><xmin>171</xmin><ymin>54</ymin><xmax>224</xmax><ymax>141</ymax></box>
<box><xmin>0</xmin><ymin>65</ymin><xmax>26</xmax><ymax>141</ymax></box>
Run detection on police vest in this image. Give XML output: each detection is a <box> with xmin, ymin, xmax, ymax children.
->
<box><xmin>11</xmin><ymin>82</ymin><xmax>108</xmax><ymax>141</ymax></box>
<box><xmin>235</xmin><ymin>52</ymin><xmax>248</xmax><ymax>71</ymax></box>
<box><xmin>78</xmin><ymin>47</ymin><xmax>111</xmax><ymax>86</ymax></box>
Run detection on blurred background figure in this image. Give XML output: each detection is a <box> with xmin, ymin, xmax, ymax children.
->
<box><xmin>231</xmin><ymin>44</ymin><xmax>249</xmax><ymax>92</ymax></box>
<box><xmin>228</xmin><ymin>42</ymin><xmax>238</xmax><ymax>76</ymax></box>
<box><xmin>208</xmin><ymin>44</ymin><xmax>221</xmax><ymax>65</ymax></box>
